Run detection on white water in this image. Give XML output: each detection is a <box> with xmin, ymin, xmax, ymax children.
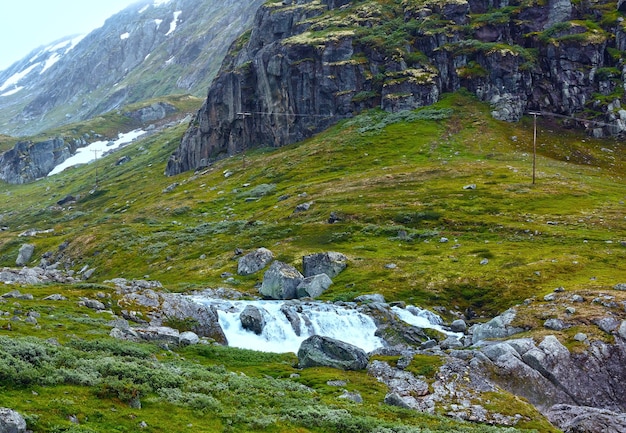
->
<box><xmin>190</xmin><ymin>298</ymin><xmax>385</xmax><ymax>354</ymax></box>
<box><xmin>392</xmin><ymin>305</ymin><xmax>461</xmax><ymax>337</ymax></box>
<box><xmin>48</xmin><ymin>129</ymin><xmax>146</xmax><ymax>176</ymax></box>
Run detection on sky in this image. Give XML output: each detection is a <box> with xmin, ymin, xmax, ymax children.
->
<box><xmin>0</xmin><ymin>0</ymin><xmax>139</xmax><ymax>72</ymax></box>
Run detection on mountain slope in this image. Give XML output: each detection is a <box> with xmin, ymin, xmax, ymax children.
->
<box><xmin>166</xmin><ymin>0</ymin><xmax>626</xmax><ymax>175</ymax></box>
<box><xmin>0</xmin><ymin>0</ymin><xmax>265</xmax><ymax>137</ymax></box>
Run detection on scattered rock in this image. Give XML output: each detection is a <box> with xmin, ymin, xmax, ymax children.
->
<box><xmin>595</xmin><ymin>317</ymin><xmax>620</xmax><ymax>334</ymax></box>
<box><xmin>162</xmin><ymin>182</ymin><xmax>179</xmax><ymax>193</ymax></box>
<box><xmin>471</xmin><ymin>308</ymin><xmax>526</xmax><ymax>344</ymax></box>
<box><xmin>179</xmin><ymin>331</ymin><xmax>200</xmax><ymax>346</ymax></box>
<box><xmin>328</xmin><ymin>212</ymin><xmax>341</xmax><ymax>224</ymax></box>
<box><xmin>571</xmin><ymin>294</ymin><xmax>585</xmax><ymax>303</ymax></box>
<box><xmin>384</xmin><ymin>263</ymin><xmax>397</xmax><ymax>269</ymax></box>
<box><xmin>614</xmin><ymin>283</ymin><xmax>626</xmax><ymax>291</ymax></box>
<box><xmin>544</xmin><ymin>318</ymin><xmax>566</xmax><ymax>331</ymax></box>
<box><xmin>338</xmin><ymin>390</ymin><xmax>363</xmax><ymax>403</ymax></box>
<box><xmin>80</xmin><ymin>298</ymin><xmax>106</xmax><ymax>311</ymax></box>
<box><xmin>298</xmin><ymin>335</ymin><xmax>368</xmax><ymax>370</ymax></box>
<box><xmin>463</xmin><ymin>184</ymin><xmax>477</xmax><ymax>190</ymax></box>
<box><xmin>237</xmin><ymin>248</ymin><xmax>274</xmax><ymax>276</ymax></box>
<box><xmin>116</xmin><ymin>156</ymin><xmax>131</xmax><ymax>166</ymax></box>
<box><xmin>384</xmin><ymin>392</ymin><xmax>412</xmax><ymax>409</ymax></box>
<box><xmin>56</xmin><ymin>195</ymin><xmax>76</xmax><ymax>206</ymax></box>
<box><xmin>296</xmin><ymin>274</ymin><xmax>333</xmax><ymax>298</ymax></box>
<box><xmin>574</xmin><ymin>332</ymin><xmax>587</xmax><ymax>342</ymax></box>
<box><xmin>134</xmin><ymin>326</ymin><xmax>180</xmax><ymax>346</ymax></box>
<box><xmin>15</xmin><ymin>244</ymin><xmax>34</xmax><ymax>267</ymax></box>
<box><xmin>618</xmin><ymin>321</ymin><xmax>626</xmax><ymax>340</ymax></box>
<box><xmin>451</xmin><ymin>319</ymin><xmax>467</xmax><ymax>333</ymax></box>
<box><xmin>293</xmin><ymin>201</ymin><xmax>313</xmax><ymax>213</ymax></box>
<box><xmin>544</xmin><ymin>293</ymin><xmax>557</xmax><ymax>302</ymax></box>
<box><xmin>240</xmin><ymin>305</ymin><xmax>266</xmax><ymax>335</ymax></box>
<box><xmin>480</xmin><ymin>258</ymin><xmax>489</xmax><ymax>265</ymax></box>
<box><xmin>0</xmin><ymin>408</ymin><xmax>27</xmax><ymax>433</ymax></box>
<box><xmin>302</xmin><ymin>252</ymin><xmax>347</xmax><ymax>278</ymax></box>
<box><xmin>355</xmin><ymin>294</ymin><xmax>386</xmax><ymax>304</ymax></box>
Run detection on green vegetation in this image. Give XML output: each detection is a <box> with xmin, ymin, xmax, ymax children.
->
<box><xmin>0</xmin><ymin>89</ymin><xmax>623</xmax><ymax>432</ymax></box>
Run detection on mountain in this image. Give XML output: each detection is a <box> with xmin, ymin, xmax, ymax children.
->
<box><xmin>0</xmin><ymin>0</ymin><xmax>265</xmax><ymax>137</ymax></box>
<box><xmin>166</xmin><ymin>0</ymin><xmax>626</xmax><ymax>175</ymax></box>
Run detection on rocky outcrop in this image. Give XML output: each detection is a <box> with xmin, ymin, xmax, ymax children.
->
<box><xmin>298</xmin><ymin>335</ymin><xmax>369</xmax><ymax>370</ymax></box>
<box><xmin>237</xmin><ymin>247</ymin><xmax>274</xmax><ymax>276</ymax></box>
<box><xmin>15</xmin><ymin>244</ymin><xmax>34</xmax><ymax>266</ymax></box>
<box><xmin>259</xmin><ymin>261</ymin><xmax>304</xmax><ymax>300</ymax></box>
<box><xmin>167</xmin><ymin>0</ymin><xmax>626</xmax><ymax>175</ymax></box>
<box><xmin>0</xmin><ymin>138</ymin><xmax>78</xmax><ymax>184</ymax></box>
<box><xmin>546</xmin><ymin>404</ymin><xmax>626</xmax><ymax>433</ymax></box>
<box><xmin>302</xmin><ymin>252</ymin><xmax>347</xmax><ymax>279</ymax></box>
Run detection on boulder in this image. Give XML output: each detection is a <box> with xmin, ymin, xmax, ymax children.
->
<box><xmin>179</xmin><ymin>331</ymin><xmax>200</xmax><ymax>346</ymax></box>
<box><xmin>471</xmin><ymin>308</ymin><xmax>525</xmax><ymax>344</ymax></box>
<box><xmin>135</xmin><ymin>326</ymin><xmax>180</xmax><ymax>346</ymax></box>
<box><xmin>355</xmin><ymin>294</ymin><xmax>386</xmax><ymax>304</ymax></box>
<box><xmin>259</xmin><ymin>261</ymin><xmax>304</xmax><ymax>300</ymax></box>
<box><xmin>0</xmin><ymin>408</ymin><xmax>27</xmax><ymax>433</ymax></box>
<box><xmin>451</xmin><ymin>319</ymin><xmax>467</xmax><ymax>333</ymax></box>
<box><xmin>237</xmin><ymin>247</ymin><xmax>274</xmax><ymax>276</ymax></box>
<box><xmin>544</xmin><ymin>318</ymin><xmax>566</xmax><ymax>331</ymax></box>
<box><xmin>296</xmin><ymin>274</ymin><xmax>333</xmax><ymax>298</ymax></box>
<box><xmin>15</xmin><ymin>244</ymin><xmax>34</xmax><ymax>266</ymax></box>
<box><xmin>302</xmin><ymin>252</ymin><xmax>347</xmax><ymax>278</ymax></box>
<box><xmin>546</xmin><ymin>404</ymin><xmax>626</xmax><ymax>433</ymax></box>
<box><xmin>240</xmin><ymin>305</ymin><xmax>266</xmax><ymax>335</ymax></box>
<box><xmin>298</xmin><ymin>335</ymin><xmax>369</xmax><ymax>370</ymax></box>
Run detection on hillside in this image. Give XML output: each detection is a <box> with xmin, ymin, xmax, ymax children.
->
<box><xmin>0</xmin><ymin>0</ymin><xmax>264</xmax><ymax>137</ymax></box>
<box><xmin>0</xmin><ymin>91</ymin><xmax>624</xmax><ymax>431</ymax></box>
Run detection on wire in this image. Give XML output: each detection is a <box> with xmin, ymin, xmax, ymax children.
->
<box><xmin>528</xmin><ymin>111</ymin><xmax>621</xmax><ymax>128</ymax></box>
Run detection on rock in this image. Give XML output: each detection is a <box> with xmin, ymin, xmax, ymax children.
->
<box><xmin>82</xmin><ymin>268</ymin><xmax>96</xmax><ymax>280</ymax></box>
<box><xmin>355</xmin><ymin>294</ymin><xmax>386</xmax><ymax>304</ymax></box>
<box><xmin>384</xmin><ymin>392</ymin><xmax>412</xmax><ymax>409</ymax></box>
<box><xmin>614</xmin><ymin>283</ymin><xmax>626</xmax><ymax>291</ymax></box>
<box><xmin>544</xmin><ymin>293</ymin><xmax>557</xmax><ymax>302</ymax></box>
<box><xmin>135</xmin><ymin>326</ymin><xmax>180</xmax><ymax>346</ymax></box>
<box><xmin>0</xmin><ymin>408</ymin><xmax>27</xmax><ymax>433</ymax></box>
<box><xmin>116</xmin><ymin>156</ymin><xmax>131</xmax><ymax>166</ymax></box>
<box><xmin>298</xmin><ymin>335</ymin><xmax>369</xmax><ymax>370</ymax></box>
<box><xmin>179</xmin><ymin>331</ymin><xmax>200</xmax><ymax>346</ymax></box>
<box><xmin>15</xmin><ymin>244</ymin><xmax>34</xmax><ymax>266</ymax></box>
<box><xmin>471</xmin><ymin>308</ymin><xmax>525</xmax><ymax>344</ymax></box>
<box><xmin>546</xmin><ymin>404</ymin><xmax>626</xmax><ymax>433</ymax></box>
<box><xmin>544</xmin><ymin>318</ymin><xmax>566</xmax><ymax>331</ymax></box>
<box><xmin>296</xmin><ymin>274</ymin><xmax>333</xmax><ymax>298</ymax></box>
<box><xmin>293</xmin><ymin>202</ymin><xmax>313</xmax><ymax>213</ymax></box>
<box><xmin>571</xmin><ymin>294</ymin><xmax>585</xmax><ymax>302</ymax></box>
<box><xmin>237</xmin><ymin>248</ymin><xmax>274</xmax><ymax>276</ymax></box>
<box><xmin>56</xmin><ymin>195</ymin><xmax>76</xmax><ymax>206</ymax></box>
<box><xmin>619</xmin><ymin>0</ymin><xmax>626</xmax><ymax>12</ymax></box>
<box><xmin>110</xmin><ymin>326</ymin><xmax>141</xmax><ymax>342</ymax></box>
<box><xmin>440</xmin><ymin>336</ymin><xmax>464</xmax><ymax>350</ymax></box>
<box><xmin>80</xmin><ymin>299</ymin><xmax>106</xmax><ymax>311</ymax></box>
<box><xmin>302</xmin><ymin>252</ymin><xmax>347</xmax><ymax>278</ymax></box>
<box><xmin>595</xmin><ymin>317</ymin><xmax>620</xmax><ymax>334</ymax></box>
<box><xmin>450</xmin><ymin>319</ymin><xmax>467</xmax><ymax>333</ymax></box>
<box><xmin>618</xmin><ymin>321</ymin><xmax>626</xmax><ymax>340</ymax></box>
<box><xmin>240</xmin><ymin>305</ymin><xmax>266</xmax><ymax>335</ymax></box>
<box><xmin>162</xmin><ymin>182</ymin><xmax>179</xmax><ymax>193</ymax></box>
<box><xmin>338</xmin><ymin>390</ymin><xmax>363</xmax><ymax>403</ymax></box>
<box><xmin>573</xmin><ymin>332</ymin><xmax>587</xmax><ymax>342</ymax></box>
<box><xmin>463</xmin><ymin>184</ymin><xmax>477</xmax><ymax>190</ymax></box>
<box><xmin>259</xmin><ymin>261</ymin><xmax>304</xmax><ymax>300</ymax></box>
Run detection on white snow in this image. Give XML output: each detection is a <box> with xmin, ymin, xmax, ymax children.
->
<box><xmin>120</xmin><ymin>32</ymin><xmax>130</xmax><ymax>40</ymax></box>
<box><xmin>154</xmin><ymin>19</ymin><xmax>163</xmax><ymax>29</ymax></box>
<box><xmin>165</xmin><ymin>11</ymin><xmax>182</xmax><ymax>36</ymax></box>
<box><xmin>0</xmin><ymin>86</ymin><xmax>23</xmax><ymax>97</ymax></box>
<box><xmin>165</xmin><ymin>56</ymin><xmax>175</xmax><ymax>65</ymax></box>
<box><xmin>0</xmin><ymin>63</ymin><xmax>40</xmax><ymax>92</ymax></box>
<box><xmin>65</xmin><ymin>35</ymin><xmax>86</xmax><ymax>53</ymax></box>
<box><xmin>46</xmin><ymin>40</ymin><xmax>72</xmax><ymax>53</ymax></box>
<box><xmin>40</xmin><ymin>53</ymin><xmax>61</xmax><ymax>74</ymax></box>
<box><xmin>153</xmin><ymin>0</ymin><xmax>171</xmax><ymax>6</ymax></box>
<box><xmin>139</xmin><ymin>5</ymin><xmax>149</xmax><ymax>13</ymax></box>
<box><xmin>48</xmin><ymin>129</ymin><xmax>146</xmax><ymax>176</ymax></box>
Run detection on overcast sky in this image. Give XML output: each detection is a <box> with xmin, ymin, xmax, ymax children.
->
<box><xmin>0</xmin><ymin>0</ymin><xmax>139</xmax><ymax>71</ymax></box>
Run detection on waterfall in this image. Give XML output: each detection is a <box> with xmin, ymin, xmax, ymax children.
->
<box><xmin>392</xmin><ymin>305</ymin><xmax>461</xmax><ymax>337</ymax></box>
<box><xmin>190</xmin><ymin>298</ymin><xmax>384</xmax><ymax>354</ymax></box>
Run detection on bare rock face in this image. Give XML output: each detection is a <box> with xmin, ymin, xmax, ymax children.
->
<box><xmin>546</xmin><ymin>404</ymin><xmax>626</xmax><ymax>433</ymax></box>
<box><xmin>237</xmin><ymin>248</ymin><xmax>274</xmax><ymax>276</ymax></box>
<box><xmin>15</xmin><ymin>244</ymin><xmax>35</xmax><ymax>267</ymax></box>
<box><xmin>298</xmin><ymin>335</ymin><xmax>368</xmax><ymax>370</ymax></box>
<box><xmin>302</xmin><ymin>252</ymin><xmax>347</xmax><ymax>279</ymax></box>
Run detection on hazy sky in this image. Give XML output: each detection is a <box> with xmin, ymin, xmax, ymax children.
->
<box><xmin>0</xmin><ymin>0</ymin><xmax>139</xmax><ymax>71</ymax></box>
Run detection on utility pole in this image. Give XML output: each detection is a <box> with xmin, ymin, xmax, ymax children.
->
<box><xmin>528</xmin><ymin>111</ymin><xmax>541</xmax><ymax>185</ymax></box>
<box><xmin>92</xmin><ymin>149</ymin><xmax>100</xmax><ymax>188</ymax></box>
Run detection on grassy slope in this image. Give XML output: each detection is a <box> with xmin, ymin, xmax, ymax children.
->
<box><xmin>0</xmin><ymin>91</ymin><xmax>623</xmax><ymax>431</ymax></box>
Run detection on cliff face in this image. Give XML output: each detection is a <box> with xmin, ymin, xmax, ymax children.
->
<box><xmin>166</xmin><ymin>0</ymin><xmax>626</xmax><ymax>175</ymax></box>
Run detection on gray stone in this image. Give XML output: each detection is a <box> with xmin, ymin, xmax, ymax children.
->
<box><xmin>440</xmin><ymin>336</ymin><xmax>464</xmax><ymax>350</ymax></box>
<box><xmin>179</xmin><ymin>331</ymin><xmax>200</xmax><ymax>346</ymax></box>
<box><xmin>110</xmin><ymin>327</ymin><xmax>141</xmax><ymax>342</ymax></box>
<box><xmin>547</xmin><ymin>404</ymin><xmax>626</xmax><ymax>433</ymax></box>
<box><xmin>355</xmin><ymin>294</ymin><xmax>386</xmax><ymax>303</ymax></box>
<box><xmin>571</xmin><ymin>294</ymin><xmax>585</xmax><ymax>302</ymax></box>
<box><xmin>240</xmin><ymin>305</ymin><xmax>266</xmax><ymax>335</ymax></box>
<box><xmin>338</xmin><ymin>390</ymin><xmax>363</xmax><ymax>403</ymax></box>
<box><xmin>296</xmin><ymin>273</ymin><xmax>333</xmax><ymax>298</ymax></box>
<box><xmin>80</xmin><ymin>299</ymin><xmax>106</xmax><ymax>311</ymax></box>
<box><xmin>544</xmin><ymin>318</ymin><xmax>566</xmax><ymax>331</ymax></box>
<box><xmin>135</xmin><ymin>326</ymin><xmax>180</xmax><ymax>346</ymax></box>
<box><xmin>595</xmin><ymin>317</ymin><xmax>620</xmax><ymax>334</ymax></box>
<box><xmin>384</xmin><ymin>392</ymin><xmax>412</xmax><ymax>409</ymax></box>
<box><xmin>544</xmin><ymin>293</ymin><xmax>557</xmax><ymax>302</ymax></box>
<box><xmin>613</xmin><ymin>283</ymin><xmax>626</xmax><ymax>291</ymax></box>
<box><xmin>294</xmin><ymin>201</ymin><xmax>313</xmax><ymax>213</ymax></box>
<box><xmin>618</xmin><ymin>321</ymin><xmax>626</xmax><ymax>340</ymax></box>
<box><xmin>237</xmin><ymin>248</ymin><xmax>274</xmax><ymax>276</ymax></box>
<box><xmin>15</xmin><ymin>244</ymin><xmax>34</xmax><ymax>266</ymax></box>
<box><xmin>573</xmin><ymin>332</ymin><xmax>587</xmax><ymax>342</ymax></box>
<box><xmin>298</xmin><ymin>335</ymin><xmax>368</xmax><ymax>370</ymax></box>
<box><xmin>450</xmin><ymin>319</ymin><xmax>467</xmax><ymax>333</ymax></box>
<box><xmin>302</xmin><ymin>252</ymin><xmax>347</xmax><ymax>278</ymax></box>
<box><xmin>471</xmin><ymin>308</ymin><xmax>525</xmax><ymax>344</ymax></box>
<box><xmin>259</xmin><ymin>261</ymin><xmax>304</xmax><ymax>300</ymax></box>
<box><xmin>0</xmin><ymin>408</ymin><xmax>27</xmax><ymax>433</ymax></box>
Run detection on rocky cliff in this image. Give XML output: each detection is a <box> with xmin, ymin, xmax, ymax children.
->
<box><xmin>166</xmin><ymin>0</ymin><xmax>626</xmax><ymax>175</ymax></box>
<box><xmin>0</xmin><ymin>0</ymin><xmax>265</xmax><ymax>137</ymax></box>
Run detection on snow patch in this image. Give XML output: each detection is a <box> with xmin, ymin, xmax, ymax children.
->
<box><xmin>139</xmin><ymin>5</ymin><xmax>149</xmax><ymax>13</ymax></box>
<box><xmin>165</xmin><ymin>11</ymin><xmax>182</xmax><ymax>36</ymax></box>
<box><xmin>120</xmin><ymin>32</ymin><xmax>130</xmax><ymax>40</ymax></box>
<box><xmin>165</xmin><ymin>57</ymin><xmax>175</xmax><ymax>65</ymax></box>
<box><xmin>153</xmin><ymin>0</ymin><xmax>171</xmax><ymax>6</ymax></box>
<box><xmin>154</xmin><ymin>19</ymin><xmax>163</xmax><ymax>29</ymax></box>
<box><xmin>48</xmin><ymin>129</ymin><xmax>146</xmax><ymax>176</ymax></box>
<box><xmin>0</xmin><ymin>63</ymin><xmax>40</xmax><ymax>92</ymax></box>
<box><xmin>0</xmin><ymin>86</ymin><xmax>23</xmax><ymax>97</ymax></box>
<box><xmin>65</xmin><ymin>35</ymin><xmax>86</xmax><ymax>53</ymax></box>
<box><xmin>40</xmin><ymin>53</ymin><xmax>61</xmax><ymax>74</ymax></box>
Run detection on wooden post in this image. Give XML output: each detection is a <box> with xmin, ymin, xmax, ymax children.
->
<box><xmin>528</xmin><ymin>111</ymin><xmax>541</xmax><ymax>185</ymax></box>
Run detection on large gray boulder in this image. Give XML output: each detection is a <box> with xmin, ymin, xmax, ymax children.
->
<box><xmin>471</xmin><ymin>308</ymin><xmax>526</xmax><ymax>344</ymax></box>
<box><xmin>15</xmin><ymin>244</ymin><xmax>34</xmax><ymax>266</ymax></box>
<box><xmin>302</xmin><ymin>252</ymin><xmax>347</xmax><ymax>278</ymax></box>
<box><xmin>298</xmin><ymin>335</ymin><xmax>369</xmax><ymax>370</ymax></box>
<box><xmin>546</xmin><ymin>404</ymin><xmax>626</xmax><ymax>433</ymax></box>
<box><xmin>240</xmin><ymin>305</ymin><xmax>266</xmax><ymax>335</ymax></box>
<box><xmin>296</xmin><ymin>274</ymin><xmax>333</xmax><ymax>298</ymax></box>
<box><xmin>259</xmin><ymin>261</ymin><xmax>304</xmax><ymax>300</ymax></box>
<box><xmin>237</xmin><ymin>248</ymin><xmax>274</xmax><ymax>276</ymax></box>
<box><xmin>0</xmin><ymin>408</ymin><xmax>27</xmax><ymax>433</ymax></box>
